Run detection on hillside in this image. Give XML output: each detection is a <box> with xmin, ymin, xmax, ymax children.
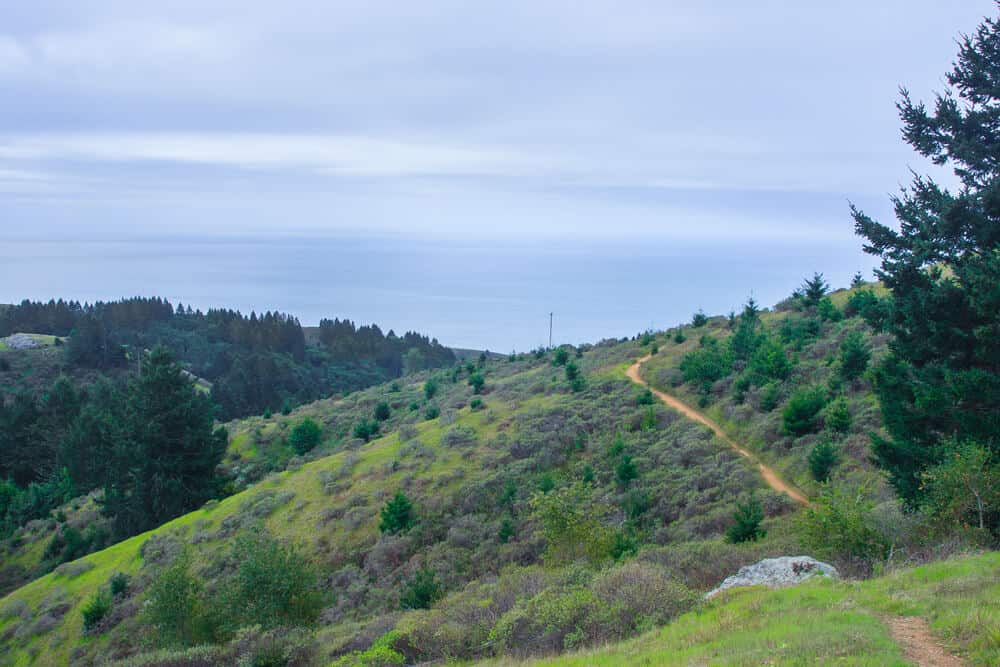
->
<box><xmin>0</xmin><ymin>282</ymin><xmax>994</xmax><ymax>666</ymax></box>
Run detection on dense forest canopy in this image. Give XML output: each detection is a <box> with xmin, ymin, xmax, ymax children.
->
<box><xmin>0</xmin><ymin>297</ymin><xmax>455</xmax><ymax>420</ymax></box>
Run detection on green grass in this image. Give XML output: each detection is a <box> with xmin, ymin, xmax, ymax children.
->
<box><xmin>493</xmin><ymin>552</ymin><xmax>1000</xmax><ymax>667</ymax></box>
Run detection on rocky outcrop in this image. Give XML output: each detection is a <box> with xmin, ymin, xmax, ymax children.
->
<box><xmin>3</xmin><ymin>333</ymin><xmax>41</xmax><ymax>350</ymax></box>
<box><xmin>706</xmin><ymin>556</ymin><xmax>838</xmax><ymax>598</ymax></box>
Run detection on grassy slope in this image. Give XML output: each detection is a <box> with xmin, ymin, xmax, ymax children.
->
<box><xmin>637</xmin><ymin>284</ymin><xmax>891</xmax><ymax>497</ymax></box>
<box><xmin>3</xmin><ymin>336</ymin><xmax>770</xmax><ymax>664</ymax></box>
<box><xmin>497</xmin><ymin>552</ymin><xmax>1000</xmax><ymax>666</ymax></box>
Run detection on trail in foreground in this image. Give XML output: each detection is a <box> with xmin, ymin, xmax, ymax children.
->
<box><xmin>626</xmin><ymin>354</ymin><xmax>809</xmax><ymax>506</ymax></box>
<box><xmin>887</xmin><ymin>616</ymin><xmax>966</xmax><ymax>667</ymax></box>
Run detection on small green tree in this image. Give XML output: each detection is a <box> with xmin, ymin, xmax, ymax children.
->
<box><xmin>353</xmin><ymin>418</ymin><xmax>379</xmax><ymax>442</ymax></box>
<box><xmin>374</xmin><ymin>401</ymin><xmax>391</xmax><ymax>422</ymax></box>
<box><xmin>809</xmin><ymin>441</ymin><xmax>839</xmax><ymax>483</ymax></box>
<box><xmin>288</xmin><ymin>417</ymin><xmax>322</xmax><ymax>455</ymax></box>
<box><xmin>424</xmin><ymin>404</ymin><xmax>440</xmax><ymax>420</ymax></box>
<box><xmin>553</xmin><ymin>348</ymin><xmax>569</xmax><ymax>366</ymax></box>
<box><xmin>692</xmin><ymin>310</ymin><xmax>709</xmax><ymax>327</ymax></box>
<box><xmin>81</xmin><ymin>588</ymin><xmax>112</xmax><ymax>633</ymax></box>
<box><xmin>726</xmin><ymin>494</ymin><xmax>766</xmax><ymax>543</ymax></box>
<box><xmin>801</xmin><ymin>273</ymin><xmax>829</xmax><ymax>307</ymax></box>
<box><xmin>615</xmin><ymin>455</ymin><xmax>638</xmax><ymax>488</ymax></box>
<box><xmin>636</xmin><ymin>389</ymin><xmax>655</xmax><ymax>406</ymax></box>
<box><xmin>838</xmin><ymin>331</ymin><xmax>870</xmax><ymax>381</ymax></box>
<box><xmin>109</xmin><ymin>572</ymin><xmax>129</xmax><ymax>597</ymax></box>
<box><xmin>673</xmin><ymin>329</ymin><xmax>686</xmax><ymax>344</ymax></box>
<box><xmin>782</xmin><ymin>386</ymin><xmax>827</xmax><ymax>436</ymax></box>
<box><xmin>220</xmin><ymin>529</ymin><xmax>325</xmax><ymax>633</ymax></box>
<box><xmin>921</xmin><ymin>441</ymin><xmax>1000</xmax><ymax>533</ymax></box>
<box><xmin>469</xmin><ymin>371</ymin><xmax>485</xmax><ymax>394</ymax></box>
<box><xmin>400</xmin><ymin>567</ymin><xmax>442</xmax><ymax>610</ymax></box>
<box><xmin>423</xmin><ymin>378</ymin><xmax>439</xmax><ymax>400</ymax></box>
<box><xmin>851</xmin><ymin>271</ymin><xmax>866</xmax><ymax>288</ymax></box>
<box><xmin>144</xmin><ymin>553</ymin><xmax>212</xmax><ymax>647</ymax></box>
<box><xmin>824</xmin><ymin>397</ymin><xmax>852</xmax><ymax>434</ymax></box>
<box><xmin>798</xmin><ymin>483</ymin><xmax>891</xmax><ymax>573</ymax></box>
<box><xmin>379</xmin><ymin>491</ymin><xmax>414</xmax><ymax>534</ymax></box>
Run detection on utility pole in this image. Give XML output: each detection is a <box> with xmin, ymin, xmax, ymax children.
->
<box><xmin>548</xmin><ymin>312</ymin><xmax>553</xmax><ymax>350</ymax></box>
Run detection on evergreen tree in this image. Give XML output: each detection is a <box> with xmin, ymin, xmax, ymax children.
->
<box><xmin>379</xmin><ymin>491</ymin><xmax>414</xmax><ymax>534</ymax></box>
<box><xmin>801</xmin><ymin>273</ymin><xmax>829</xmax><ymax>307</ymax></box>
<box><xmin>838</xmin><ymin>331</ymin><xmax>871</xmax><ymax>382</ymax></box>
<box><xmin>809</xmin><ymin>441</ymin><xmax>839</xmax><ymax>483</ymax></box>
<box><xmin>102</xmin><ymin>346</ymin><xmax>227</xmax><ymax>538</ymax></box>
<box><xmin>851</xmin><ymin>13</ymin><xmax>1000</xmax><ymax>504</ymax></box>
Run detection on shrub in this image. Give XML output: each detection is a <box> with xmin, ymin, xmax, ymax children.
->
<box><xmin>374</xmin><ymin>401</ymin><xmax>391</xmax><ymax>422</ymax></box>
<box><xmin>400</xmin><ymin>568</ymin><xmax>443</xmax><ymax>610</ymax></box>
<box><xmin>379</xmin><ymin>491</ymin><xmax>415</xmax><ymax>534</ymax></box>
<box><xmin>615</xmin><ymin>455</ymin><xmax>638</xmax><ymax>488</ymax></box>
<box><xmin>759</xmin><ymin>382</ymin><xmax>782</xmax><ymax>412</ymax></box>
<box><xmin>424</xmin><ymin>405</ymin><xmax>440</xmax><ymax>420</ymax></box>
<box><xmin>424</xmin><ymin>378</ymin><xmax>439</xmax><ymax>400</ymax></box>
<box><xmin>680</xmin><ymin>338</ymin><xmax>730</xmax><ymax>395</ymax></box>
<box><xmin>538</xmin><ymin>473</ymin><xmax>556</xmax><ymax>494</ymax></box>
<box><xmin>531</xmin><ymin>482</ymin><xmax>613</xmax><ymax>565</ymax></box>
<box><xmin>817</xmin><ymin>297</ymin><xmax>842</xmax><ymax>322</ymax></box>
<box><xmin>782</xmin><ymin>386</ymin><xmax>827</xmax><ymax>436</ymax></box>
<box><xmin>219</xmin><ymin>530</ymin><xmax>325</xmax><ymax>633</ymax></box>
<box><xmin>109</xmin><ymin>571</ymin><xmax>130</xmax><ymax>597</ymax></box>
<box><xmin>553</xmin><ymin>348</ymin><xmax>569</xmax><ymax>366</ymax></box>
<box><xmin>498</xmin><ymin>518</ymin><xmax>516</xmax><ymax>543</ymax></box>
<box><xmin>288</xmin><ymin>417</ymin><xmax>322</xmax><ymax>455</ymax></box>
<box><xmin>144</xmin><ymin>553</ymin><xmax>213</xmax><ymax>647</ymax></box>
<box><xmin>353</xmin><ymin>418</ymin><xmax>380</xmax><ymax>442</ymax></box>
<box><xmin>470</xmin><ymin>398</ymin><xmax>483</xmax><ymax>411</ymax></box>
<box><xmin>81</xmin><ymin>588</ymin><xmax>112</xmax><ymax>633</ymax></box>
<box><xmin>469</xmin><ymin>372</ymin><xmax>485</xmax><ymax>394</ymax></box>
<box><xmin>280</xmin><ymin>399</ymin><xmax>292</xmax><ymax>416</ymax></box>
<box><xmin>824</xmin><ymin>397</ymin><xmax>851</xmax><ymax>434</ymax></box>
<box><xmin>726</xmin><ymin>494</ymin><xmax>766</xmax><ymax>543</ymax></box>
<box><xmin>798</xmin><ymin>483</ymin><xmax>891</xmax><ymax>575</ymax></box>
<box><xmin>838</xmin><ymin>331</ymin><xmax>870</xmax><ymax>381</ymax></box>
<box><xmin>691</xmin><ymin>311</ymin><xmax>708</xmax><ymax>327</ymax></box>
<box><xmin>808</xmin><ymin>441</ymin><xmax>839</xmax><ymax>483</ymax></box>
<box><xmin>564</xmin><ymin>362</ymin><xmax>580</xmax><ymax>382</ymax></box>
<box><xmin>673</xmin><ymin>329</ymin><xmax>686</xmax><ymax>344</ymax></box>
<box><xmin>635</xmin><ymin>389</ymin><xmax>654</xmax><ymax>406</ymax></box>
<box><xmin>921</xmin><ymin>441</ymin><xmax>1000</xmax><ymax>534</ymax></box>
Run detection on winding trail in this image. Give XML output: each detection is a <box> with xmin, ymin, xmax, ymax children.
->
<box><xmin>626</xmin><ymin>354</ymin><xmax>809</xmax><ymax>506</ymax></box>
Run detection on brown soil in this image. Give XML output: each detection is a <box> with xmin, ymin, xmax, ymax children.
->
<box><xmin>887</xmin><ymin>616</ymin><xmax>965</xmax><ymax>667</ymax></box>
<box><xmin>626</xmin><ymin>354</ymin><xmax>809</xmax><ymax>506</ymax></box>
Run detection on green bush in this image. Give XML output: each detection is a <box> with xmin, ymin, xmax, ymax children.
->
<box><xmin>81</xmin><ymin>588</ymin><xmax>112</xmax><ymax>633</ymax></box>
<box><xmin>817</xmin><ymin>297</ymin><xmax>842</xmax><ymax>322</ymax></box>
<box><xmin>470</xmin><ymin>398</ymin><xmax>483</xmax><ymax>411</ymax></box>
<box><xmin>553</xmin><ymin>348</ymin><xmax>569</xmax><ymax>366</ymax></box>
<box><xmin>424</xmin><ymin>378</ymin><xmax>439</xmax><ymax>400</ymax></box>
<box><xmin>615</xmin><ymin>455</ymin><xmax>638</xmax><ymax>488</ymax></box>
<box><xmin>824</xmin><ymin>397</ymin><xmax>851</xmax><ymax>434</ymax></box>
<box><xmin>400</xmin><ymin>568</ymin><xmax>443</xmax><ymax>610</ymax></box>
<box><xmin>782</xmin><ymin>386</ymin><xmax>827</xmax><ymax>436</ymax></box>
<box><xmin>726</xmin><ymin>494</ymin><xmax>766</xmax><ymax>543</ymax></box>
<box><xmin>759</xmin><ymin>382</ymin><xmax>782</xmax><ymax>412</ymax></box>
<box><xmin>469</xmin><ymin>371</ymin><xmax>485</xmax><ymax>394</ymax></box>
<box><xmin>379</xmin><ymin>491</ymin><xmax>415</xmax><ymax>534</ymax></box>
<box><xmin>110</xmin><ymin>571</ymin><xmax>130</xmax><ymax>597</ymax></box>
<box><xmin>424</xmin><ymin>404</ymin><xmax>440</xmax><ymax>420</ymax></box>
<box><xmin>679</xmin><ymin>338</ymin><xmax>730</xmax><ymax>394</ymax></box>
<box><xmin>143</xmin><ymin>553</ymin><xmax>213</xmax><ymax>647</ymax></box>
<box><xmin>219</xmin><ymin>530</ymin><xmax>325</xmax><ymax>633</ymax></box>
<box><xmin>798</xmin><ymin>483</ymin><xmax>891</xmax><ymax>575</ymax></box>
<box><xmin>374</xmin><ymin>401</ymin><xmax>391</xmax><ymax>422</ymax></box>
<box><xmin>288</xmin><ymin>417</ymin><xmax>322</xmax><ymax>454</ymax></box>
<box><xmin>636</xmin><ymin>389</ymin><xmax>655</xmax><ymax>406</ymax></box>
<box><xmin>838</xmin><ymin>331</ymin><xmax>870</xmax><ymax>381</ymax></box>
<box><xmin>808</xmin><ymin>441</ymin><xmax>839</xmax><ymax>483</ymax></box>
<box><xmin>353</xmin><ymin>417</ymin><xmax>380</xmax><ymax>442</ymax></box>
<box><xmin>691</xmin><ymin>311</ymin><xmax>708</xmax><ymax>327</ymax></box>
<box><xmin>530</xmin><ymin>482</ymin><xmax>613</xmax><ymax>565</ymax></box>
<box><xmin>673</xmin><ymin>329</ymin><xmax>686</xmax><ymax>344</ymax></box>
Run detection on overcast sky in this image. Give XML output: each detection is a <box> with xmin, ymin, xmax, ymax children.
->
<box><xmin>0</xmin><ymin>1</ymin><xmax>993</xmax><ymax>242</ymax></box>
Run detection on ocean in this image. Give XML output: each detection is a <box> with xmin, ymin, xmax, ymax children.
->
<box><xmin>0</xmin><ymin>236</ymin><xmax>873</xmax><ymax>352</ymax></box>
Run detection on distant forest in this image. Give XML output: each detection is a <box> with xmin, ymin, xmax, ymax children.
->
<box><xmin>0</xmin><ymin>297</ymin><xmax>455</xmax><ymax>420</ymax></box>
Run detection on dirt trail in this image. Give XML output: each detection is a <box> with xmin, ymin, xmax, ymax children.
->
<box><xmin>626</xmin><ymin>354</ymin><xmax>809</xmax><ymax>506</ymax></box>
<box><xmin>887</xmin><ymin>616</ymin><xmax>965</xmax><ymax>667</ymax></box>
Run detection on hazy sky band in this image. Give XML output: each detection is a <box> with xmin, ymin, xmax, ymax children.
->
<box><xmin>0</xmin><ymin>1</ymin><xmax>991</xmax><ymax>242</ymax></box>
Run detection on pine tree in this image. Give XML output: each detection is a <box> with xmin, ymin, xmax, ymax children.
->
<box><xmin>102</xmin><ymin>346</ymin><xmax>227</xmax><ymax>538</ymax></box>
<box><xmin>379</xmin><ymin>491</ymin><xmax>414</xmax><ymax>534</ymax></box>
<box><xmin>852</xmin><ymin>12</ymin><xmax>1000</xmax><ymax>505</ymax></box>
<box><xmin>801</xmin><ymin>273</ymin><xmax>829</xmax><ymax>307</ymax></box>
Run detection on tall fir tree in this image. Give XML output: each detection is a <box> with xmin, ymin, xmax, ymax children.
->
<box><xmin>102</xmin><ymin>346</ymin><xmax>227</xmax><ymax>538</ymax></box>
<box><xmin>852</xmin><ymin>12</ymin><xmax>1000</xmax><ymax>505</ymax></box>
